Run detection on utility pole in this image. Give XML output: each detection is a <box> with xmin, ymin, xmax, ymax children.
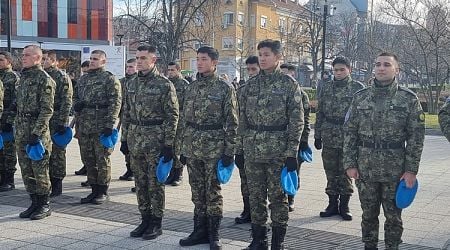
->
<box><xmin>320</xmin><ymin>1</ymin><xmax>328</xmax><ymax>79</ymax></box>
<box><xmin>6</xmin><ymin>0</ymin><xmax>12</xmax><ymax>52</ymax></box>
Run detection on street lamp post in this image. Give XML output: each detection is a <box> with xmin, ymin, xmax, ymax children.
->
<box><xmin>320</xmin><ymin>0</ymin><xmax>336</xmax><ymax>79</ymax></box>
<box><xmin>6</xmin><ymin>0</ymin><xmax>12</xmax><ymax>52</ymax></box>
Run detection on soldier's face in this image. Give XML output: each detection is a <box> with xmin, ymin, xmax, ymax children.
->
<box><xmin>0</xmin><ymin>55</ymin><xmax>11</xmax><ymax>69</ymax></box>
<box><xmin>126</xmin><ymin>62</ymin><xmax>137</xmax><ymax>75</ymax></box>
<box><xmin>81</xmin><ymin>66</ymin><xmax>89</xmax><ymax>75</ymax></box>
<box><xmin>89</xmin><ymin>53</ymin><xmax>106</xmax><ymax>70</ymax></box>
<box><xmin>22</xmin><ymin>47</ymin><xmax>42</xmax><ymax>69</ymax></box>
<box><xmin>42</xmin><ymin>54</ymin><xmax>56</xmax><ymax>69</ymax></box>
<box><xmin>167</xmin><ymin>65</ymin><xmax>179</xmax><ymax>78</ymax></box>
<box><xmin>196</xmin><ymin>53</ymin><xmax>217</xmax><ymax>74</ymax></box>
<box><xmin>332</xmin><ymin>63</ymin><xmax>351</xmax><ymax>81</ymax></box>
<box><xmin>374</xmin><ymin>56</ymin><xmax>399</xmax><ymax>83</ymax></box>
<box><xmin>246</xmin><ymin>63</ymin><xmax>260</xmax><ymax>77</ymax></box>
<box><xmin>258</xmin><ymin>47</ymin><xmax>281</xmax><ymax>71</ymax></box>
<box><xmin>136</xmin><ymin>50</ymin><xmax>157</xmax><ymax>72</ymax></box>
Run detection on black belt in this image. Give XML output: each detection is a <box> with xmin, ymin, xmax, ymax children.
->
<box><xmin>247</xmin><ymin>124</ymin><xmax>287</xmax><ymax>132</ymax></box>
<box><xmin>325</xmin><ymin>116</ymin><xmax>344</xmax><ymax>125</ymax></box>
<box><xmin>17</xmin><ymin>112</ymin><xmax>38</xmax><ymax>118</ymax></box>
<box><xmin>358</xmin><ymin>141</ymin><xmax>405</xmax><ymax>149</ymax></box>
<box><xmin>186</xmin><ymin>121</ymin><xmax>223</xmax><ymax>130</ymax></box>
<box><xmin>84</xmin><ymin>104</ymin><xmax>109</xmax><ymax>109</ymax></box>
<box><xmin>131</xmin><ymin>120</ymin><xmax>164</xmax><ymax>126</ymax></box>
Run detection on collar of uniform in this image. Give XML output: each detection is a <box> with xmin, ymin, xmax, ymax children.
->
<box><xmin>0</xmin><ymin>67</ymin><xmax>12</xmax><ymax>74</ymax></box>
<box><xmin>168</xmin><ymin>74</ymin><xmax>182</xmax><ymax>82</ymax></box>
<box><xmin>138</xmin><ymin>66</ymin><xmax>159</xmax><ymax>78</ymax></box>
<box><xmin>260</xmin><ymin>64</ymin><xmax>282</xmax><ymax>76</ymax></box>
<box><xmin>373</xmin><ymin>78</ymin><xmax>398</xmax><ymax>97</ymax></box>
<box><xmin>21</xmin><ymin>64</ymin><xmax>42</xmax><ymax>74</ymax></box>
<box><xmin>126</xmin><ymin>72</ymin><xmax>137</xmax><ymax>79</ymax></box>
<box><xmin>45</xmin><ymin>66</ymin><xmax>58</xmax><ymax>73</ymax></box>
<box><xmin>333</xmin><ymin>76</ymin><xmax>351</xmax><ymax>86</ymax></box>
<box><xmin>196</xmin><ymin>69</ymin><xmax>218</xmax><ymax>82</ymax></box>
<box><xmin>89</xmin><ymin>67</ymin><xmax>105</xmax><ymax>74</ymax></box>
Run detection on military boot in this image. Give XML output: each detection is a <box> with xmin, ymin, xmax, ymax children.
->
<box><xmin>208</xmin><ymin>216</ymin><xmax>222</xmax><ymax>250</ymax></box>
<box><xmin>270</xmin><ymin>226</ymin><xmax>287</xmax><ymax>250</ymax></box>
<box><xmin>288</xmin><ymin>195</ymin><xmax>295</xmax><ymax>212</ymax></box>
<box><xmin>81</xmin><ymin>180</ymin><xmax>90</xmax><ymax>187</ymax></box>
<box><xmin>171</xmin><ymin>168</ymin><xmax>183</xmax><ymax>186</ymax></box>
<box><xmin>245</xmin><ymin>224</ymin><xmax>268</xmax><ymax>250</ymax></box>
<box><xmin>142</xmin><ymin>216</ymin><xmax>163</xmax><ymax>240</ymax></box>
<box><xmin>165</xmin><ymin>168</ymin><xmax>176</xmax><ymax>185</ymax></box>
<box><xmin>364</xmin><ymin>246</ymin><xmax>378</xmax><ymax>250</ymax></box>
<box><xmin>92</xmin><ymin>185</ymin><xmax>109</xmax><ymax>204</ymax></box>
<box><xmin>0</xmin><ymin>172</ymin><xmax>15</xmax><ymax>192</ymax></box>
<box><xmin>179</xmin><ymin>215</ymin><xmax>209</xmax><ymax>246</ymax></box>
<box><xmin>0</xmin><ymin>173</ymin><xmax>4</xmax><ymax>186</ymax></box>
<box><xmin>130</xmin><ymin>214</ymin><xmax>152</xmax><ymax>237</ymax></box>
<box><xmin>339</xmin><ymin>195</ymin><xmax>352</xmax><ymax>221</ymax></box>
<box><xmin>50</xmin><ymin>178</ymin><xmax>62</xmax><ymax>197</ymax></box>
<box><xmin>119</xmin><ymin>163</ymin><xmax>133</xmax><ymax>181</ymax></box>
<box><xmin>81</xmin><ymin>185</ymin><xmax>98</xmax><ymax>204</ymax></box>
<box><xmin>30</xmin><ymin>195</ymin><xmax>52</xmax><ymax>220</ymax></box>
<box><xmin>319</xmin><ymin>194</ymin><xmax>339</xmax><ymax>217</ymax></box>
<box><xmin>19</xmin><ymin>194</ymin><xmax>39</xmax><ymax>218</ymax></box>
<box><xmin>235</xmin><ymin>197</ymin><xmax>251</xmax><ymax>224</ymax></box>
<box><xmin>75</xmin><ymin>165</ymin><xmax>87</xmax><ymax>175</ymax></box>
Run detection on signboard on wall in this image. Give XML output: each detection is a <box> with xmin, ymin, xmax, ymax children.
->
<box><xmin>81</xmin><ymin>45</ymin><xmax>125</xmax><ymax>78</ymax></box>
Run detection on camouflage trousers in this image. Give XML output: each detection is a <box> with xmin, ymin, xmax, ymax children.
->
<box><xmin>78</xmin><ymin>132</ymin><xmax>113</xmax><ymax>185</ymax></box>
<box><xmin>186</xmin><ymin>158</ymin><xmax>223</xmax><ymax>217</ymax></box>
<box><xmin>246</xmin><ymin>159</ymin><xmax>288</xmax><ymax>227</ymax></box>
<box><xmin>356</xmin><ymin>180</ymin><xmax>403</xmax><ymax>249</ymax></box>
<box><xmin>236</xmin><ymin>158</ymin><xmax>249</xmax><ymax>201</ymax></box>
<box><xmin>49</xmin><ymin>144</ymin><xmax>66</xmax><ymax>180</ymax></box>
<box><xmin>322</xmin><ymin>147</ymin><xmax>353</xmax><ymax>195</ymax></box>
<box><xmin>16</xmin><ymin>140</ymin><xmax>51</xmax><ymax>195</ymax></box>
<box><xmin>0</xmin><ymin>141</ymin><xmax>17</xmax><ymax>174</ymax></box>
<box><xmin>130</xmin><ymin>151</ymin><xmax>165</xmax><ymax>218</ymax></box>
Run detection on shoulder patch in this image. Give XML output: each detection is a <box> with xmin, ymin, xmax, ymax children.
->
<box><xmin>354</xmin><ymin>86</ymin><xmax>370</xmax><ymax>96</ymax></box>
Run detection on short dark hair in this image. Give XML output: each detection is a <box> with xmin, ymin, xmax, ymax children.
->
<box><xmin>332</xmin><ymin>56</ymin><xmax>351</xmax><ymax>68</ymax></box>
<box><xmin>257</xmin><ymin>39</ymin><xmax>282</xmax><ymax>55</ymax></box>
<box><xmin>137</xmin><ymin>45</ymin><xmax>157</xmax><ymax>53</ymax></box>
<box><xmin>245</xmin><ymin>56</ymin><xmax>259</xmax><ymax>65</ymax></box>
<box><xmin>168</xmin><ymin>61</ymin><xmax>181</xmax><ymax>70</ymax></box>
<box><xmin>92</xmin><ymin>50</ymin><xmax>106</xmax><ymax>58</ymax></box>
<box><xmin>197</xmin><ymin>46</ymin><xmax>219</xmax><ymax>61</ymax></box>
<box><xmin>43</xmin><ymin>50</ymin><xmax>57</xmax><ymax>60</ymax></box>
<box><xmin>0</xmin><ymin>51</ymin><xmax>13</xmax><ymax>62</ymax></box>
<box><xmin>377</xmin><ymin>52</ymin><xmax>399</xmax><ymax>64</ymax></box>
<box><xmin>280</xmin><ymin>63</ymin><xmax>288</xmax><ymax>69</ymax></box>
<box><xmin>287</xmin><ymin>64</ymin><xmax>296</xmax><ymax>71</ymax></box>
<box><xmin>81</xmin><ymin>60</ymin><xmax>90</xmax><ymax>68</ymax></box>
<box><xmin>126</xmin><ymin>58</ymin><xmax>136</xmax><ymax>64</ymax></box>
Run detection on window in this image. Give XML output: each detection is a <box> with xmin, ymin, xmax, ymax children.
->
<box><xmin>279</xmin><ymin>17</ymin><xmax>286</xmax><ymax>34</ymax></box>
<box><xmin>222</xmin><ymin>37</ymin><xmax>234</xmax><ymax>49</ymax></box>
<box><xmin>223</xmin><ymin>12</ymin><xmax>234</xmax><ymax>27</ymax></box>
<box><xmin>68</xmin><ymin>0</ymin><xmax>78</xmax><ymax>24</ymax></box>
<box><xmin>237</xmin><ymin>38</ymin><xmax>243</xmax><ymax>50</ymax></box>
<box><xmin>193</xmin><ymin>41</ymin><xmax>203</xmax><ymax>50</ymax></box>
<box><xmin>237</xmin><ymin>12</ymin><xmax>244</xmax><ymax>25</ymax></box>
<box><xmin>194</xmin><ymin>12</ymin><xmax>205</xmax><ymax>27</ymax></box>
<box><xmin>260</xmin><ymin>15</ymin><xmax>268</xmax><ymax>28</ymax></box>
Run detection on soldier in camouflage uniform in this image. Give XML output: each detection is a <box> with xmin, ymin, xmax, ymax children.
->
<box><xmin>344</xmin><ymin>52</ymin><xmax>425</xmax><ymax>250</ymax></box>
<box><xmin>119</xmin><ymin>58</ymin><xmax>137</xmax><ymax>182</ymax></box>
<box><xmin>165</xmin><ymin>61</ymin><xmax>189</xmax><ymax>186</ymax></box>
<box><xmin>235</xmin><ymin>55</ymin><xmax>260</xmax><ymax>224</ymax></box>
<box><xmin>178</xmin><ymin>46</ymin><xmax>238</xmax><ymax>250</ymax></box>
<box><xmin>121</xmin><ymin>45</ymin><xmax>179</xmax><ymax>240</ymax></box>
<box><xmin>280</xmin><ymin>63</ymin><xmax>311</xmax><ymax>212</ymax></box>
<box><xmin>16</xmin><ymin>45</ymin><xmax>55</xmax><ymax>220</ymax></box>
<box><xmin>240</xmin><ymin>40</ymin><xmax>304</xmax><ymax>250</ymax></box>
<box><xmin>439</xmin><ymin>97</ymin><xmax>450</xmax><ymax>142</ymax></box>
<box><xmin>74</xmin><ymin>50</ymin><xmax>121</xmax><ymax>205</ymax></box>
<box><xmin>42</xmin><ymin>50</ymin><xmax>73</xmax><ymax>197</ymax></box>
<box><xmin>0</xmin><ymin>52</ymin><xmax>19</xmax><ymax>192</ymax></box>
<box><xmin>314</xmin><ymin>57</ymin><xmax>365</xmax><ymax>220</ymax></box>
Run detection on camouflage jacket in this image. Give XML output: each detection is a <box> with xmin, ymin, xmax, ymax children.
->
<box><xmin>239</xmin><ymin>67</ymin><xmax>304</xmax><ymax>161</ymax></box>
<box><xmin>0</xmin><ymin>68</ymin><xmax>18</xmax><ymax>126</ymax></box>
<box><xmin>168</xmin><ymin>75</ymin><xmax>189</xmax><ymax>111</ymax></box>
<box><xmin>15</xmin><ymin>65</ymin><xmax>55</xmax><ymax>145</ymax></box>
<box><xmin>315</xmin><ymin>76</ymin><xmax>365</xmax><ymax>148</ymax></box>
<box><xmin>74</xmin><ymin>67</ymin><xmax>121</xmax><ymax>134</ymax></box>
<box><xmin>439</xmin><ymin>97</ymin><xmax>450</xmax><ymax>142</ymax></box>
<box><xmin>119</xmin><ymin>73</ymin><xmax>137</xmax><ymax>121</ymax></box>
<box><xmin>121</xmin><ymin>67</ymin><xmax>179</xmax><ymax>154</ymax></box>
<box><xmin>45</xmin><ymin>66</ymin><xmax>73</xmax><ymax>128</ymax></box>
<box><xmin>300</xmin><ymin>88</ymin><xmax>311</xmax><ymax>144</ymax></box>
<box><xmin>179</xmin><ymin>71</ymin><xmax>238</xmax><ymax>160</ymax></box>
<box><xmin>343</xmin><ymin>79</ymin><xmax>425</xmax><ymax>182</ymax></box>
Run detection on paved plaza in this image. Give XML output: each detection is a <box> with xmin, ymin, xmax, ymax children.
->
<box><xmin>1</xmin><ymin>133</ymin><xmax>449</xmax><ymax>249</ymax></box>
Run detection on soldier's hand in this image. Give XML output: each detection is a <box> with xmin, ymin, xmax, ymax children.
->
<box><xmin>285</xmin><ymin>157</ymin><xmax>298</xmax><ymax>172</ymax></box>
<box><xmin>180</xmin><ymin>155</ymin><xmax>187</xmax><ymax>165</ymax></box>
<box><xmin>221</xmin><ymin>154</ymin><xmax>234</xmax><ymax>167</ymax></box>
<box><xmin>28</xmin><ymin>134</ymin><xmax>40</xmax><ymax>146</ymax></box>
<box><xmin>102</xmin><ymin>128</ymin><xmax>113</xmax><ymax>136</ymax></box>
<box><xmin>314</xmin><ymin>138</ymin><xmax>322</xmax><ymax>150</ymax></box>
<box><xmin>120</xmin><ymin>141</ymin><xmax>129</xmax><ymax>155</ymax></box>
<box><xmin>73</xmin><ymin>102</ymin><xmax>85</xmax><ymax>112</ymax></box>
<box><xmin>161</xmin><ymin>145</ymin><xmax>174</xmax><ymax>163</ymax></box>
<box><xmin>299</xmin><ymin>141</ymin><xmax>309</xmax><ymax>151</ymax></box>
<box><xmin>56</xmin><ymin>125</ymin><xmax>66</xmax><ymax>135</ymax></box>
<box><xmin>346</xmin><ymin>168</ymin><xmax>359</xmax><ymax>179</ymax></box>
<box><xmin>2</xmin><ymin>123</ymin><xmax>13</xmax><ymax>132</ymax></box>
<box><xmin>400</xmin><ymin>172</ymin><xmax>417</xmax><ymax>188</ymax></box>
<box><xmin>235</xmin><ymin>154</ymin><xmax>245</xmax><ymax>169</ymax></box>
